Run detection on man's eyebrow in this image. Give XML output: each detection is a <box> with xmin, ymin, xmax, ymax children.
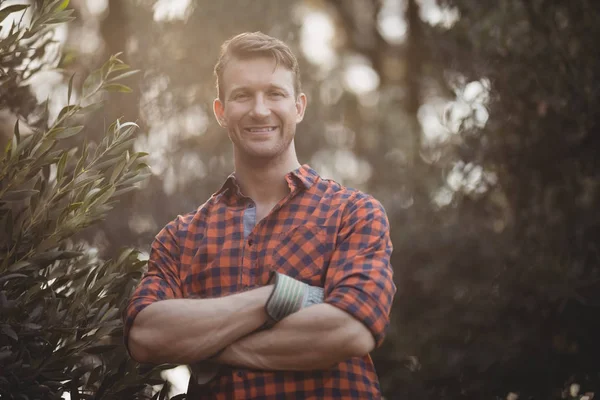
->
<box><xmin>228</xmin><ymin>85</ymin><xmax>291</xmax><ymax>96</ymax></box>
<box><xmin>268</xmin><ymin>84</ymin><xmax>290</xmax><ymax>94</ymax></box>
<box><xmin>229</xmin><ymin>87</ymin><xmax>248</xmax><ymax>94</ymax></box>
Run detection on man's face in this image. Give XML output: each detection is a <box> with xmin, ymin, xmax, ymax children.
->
<box><xmin>213</xmin><ymin>56</ymin><xmax>306</xmax><ymax>162</ymax></box>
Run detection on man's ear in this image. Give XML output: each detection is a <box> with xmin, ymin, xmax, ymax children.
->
<box><xmin>213</xmin><ymin>98</ymin><xmax>227</xmax><ymax>127</ymax></box>
<box><xmin>295</xmin><ymin>93</ymin><xmax>307</xmax><ymax>123</ymax></box>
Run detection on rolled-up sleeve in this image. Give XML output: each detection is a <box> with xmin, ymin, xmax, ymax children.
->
<box><xmin>123</xmin><ymin>217</ymin><xmax>184</xmax><ymax>350</ymax></box>
<box><xmin>324</xmin><ymin>193</ymin><xmax>396</xmax><ymax>348</ymax></box>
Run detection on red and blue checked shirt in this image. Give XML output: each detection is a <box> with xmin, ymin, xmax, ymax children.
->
<box><xmin>123</xmin><ymin>165</ymin><xmax>396</xmax><ymax>399</ymax></box>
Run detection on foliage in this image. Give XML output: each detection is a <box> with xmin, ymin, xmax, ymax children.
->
<box><xmin>375</xmin><ymin>0</ymin><xmax>600</xmax><ymax>398</ymax></box>
<box><xmin>0</xmin><ymin>1</ymin><xmax>175</xmax><ymax>399</ymax></box>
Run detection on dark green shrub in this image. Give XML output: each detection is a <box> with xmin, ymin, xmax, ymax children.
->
<box><xmin>0</xmin><ymin>1</ymin><xmax>178</xmax><ymax>398</ymax></box>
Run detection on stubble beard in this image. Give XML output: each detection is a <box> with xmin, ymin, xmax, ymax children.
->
<box><xmin>233</xmin><ymin>128</ymin><xmax>295</xmax><ymax>167</ymax></box>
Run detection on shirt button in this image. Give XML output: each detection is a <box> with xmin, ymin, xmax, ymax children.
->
<box><xmin>248</xmin><ymin>238</ymin><xmax>253</xmax><ymax>246</ymax></box>
<box><xmin>237</xmin><ymin>371</ymin><xmax>243</xmax><ymax>377</ymax></box>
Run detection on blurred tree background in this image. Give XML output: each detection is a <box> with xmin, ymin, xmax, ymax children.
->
<box><xmin>2</xmin><ymin>0</ymin><xmax>600</xmax><ymax>398</ymax></box>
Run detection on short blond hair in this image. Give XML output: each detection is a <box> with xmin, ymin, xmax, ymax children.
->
<box><xmin>214</xmin><ymin>32</ymin><xmax>301</xmax><ymax>101</ymax></box>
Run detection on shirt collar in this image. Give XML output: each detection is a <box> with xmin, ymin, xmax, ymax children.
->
<box><xmin>287</xmin><ymin>164</ymin><xmax>319</xmax><ymax>190</ymax></box>
<box><xmin>214</xmin><ymin>164</ymin><xmax>319</xmax><ymax>200</ymax></box>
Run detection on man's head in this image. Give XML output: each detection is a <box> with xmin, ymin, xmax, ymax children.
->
<box><xmin>213</xmin><ymin>32</ymin><xmax>307</xmax><ymax>165</ymax></box>
<box><xmin>214</xmin><ymin>32</ymin><xmax>301</xmax><ymax>102</ymax></box>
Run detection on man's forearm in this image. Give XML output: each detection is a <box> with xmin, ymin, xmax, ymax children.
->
<box><xmin>128</xmin><ymin>285</ymin><xmax>273</xmax><ymax>364</ymax></box>
<box><xmin>215</xmin><ymin>303</ymin><xmax>375</xmax><ymax>371</ymax></box>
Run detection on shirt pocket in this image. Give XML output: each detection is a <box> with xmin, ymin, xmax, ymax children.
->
<box><xmin>269</xmin><ymin>224</ymin><xmax>331</xmax><ymax>287</ymax></box>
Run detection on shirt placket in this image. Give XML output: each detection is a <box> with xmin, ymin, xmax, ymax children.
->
<box><xmin>238</xmin><ymin>186</ymin><xmax>301</xmax><ymax>288</ymax></box>
<box><xmin>240</xmin><ymin>202</ymin><xmax>256</xmax><ymax>288</ymax></box>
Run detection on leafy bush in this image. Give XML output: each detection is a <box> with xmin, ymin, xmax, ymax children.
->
<box><xmin>0</xmin><ymin>1</ymin><xmax>178</xmax><ymax>399</ymax></box>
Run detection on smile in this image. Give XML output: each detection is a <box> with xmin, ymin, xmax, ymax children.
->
<box><xmin>244</xmin><ymin>127</ymin><xmax>277</xmax><ymax>133</ymax></box>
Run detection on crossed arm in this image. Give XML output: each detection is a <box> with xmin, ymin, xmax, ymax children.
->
<box><xmin>128</xmin><ymin>293</ymin><xmax>374</xmax><ymax>370</ymax></box>
<box><xmin>126</xmin><ymin>194</ymin><xmax>394</xmax><ymax>371</ymax></box>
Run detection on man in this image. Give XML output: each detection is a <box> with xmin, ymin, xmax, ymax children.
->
<box><xmin>123</xmin><ymin>31</ymin><xmax>396</xmax><ymax>399</ymax></box>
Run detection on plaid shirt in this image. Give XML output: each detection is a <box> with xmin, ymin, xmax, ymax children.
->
<box><xmin>124</xmin><ymin>165</ymin><xmax>396</xmax><ymax>399</ymax></box>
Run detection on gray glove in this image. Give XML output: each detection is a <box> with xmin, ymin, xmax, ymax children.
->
<box><xmin>264</xmin><ymin>271</ymin><xmax>324</xmax><ymax>327</ymax></box>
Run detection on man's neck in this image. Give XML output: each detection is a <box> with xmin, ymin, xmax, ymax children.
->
<box><xmin>233</xmin><ymin>154</ymin><xmax>301</xmax><ymax>205</ymax></box>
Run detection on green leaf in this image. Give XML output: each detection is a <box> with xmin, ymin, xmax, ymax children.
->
<box><xmin>56</xmin><ymin>152</ymin><xmax>68</xmax><ymax>183</ymax></box>
<box><xmin>32</xmin><ymin>138</ymin><xmax>56</xmax><ymax>158</ymax></box>
<box><xmin>4</xmin><ymin>138</ymin><xmax>11</xmax><ymax>157</ymax></box>
<box><xmin>21</xmin><ymin>322</ymin><xmax>41</xmax><ymax>331</ymax></box>
<box><xmin>91</xmin><ymin>155</ymin><xmax>123</xmax><ymax>171</ymax></box>
<box><xmin>83</xmin><ymin>344</ymin><xmax>118</xmax><ymax>354</ymax></box>
<box><xmin>110</xmin><ymin>51</ymin><xmax>124</xmax><ymax>60</ymax></box>
<box><xmin>91</xmin><ymin>185</ymin><xmax>115</xmax><ymax>207</ymax></box>
<box><xmin>14</xmin><ymin>119</ymin><xmax>20</xmax><ymax>143</ymax></box>
<box><xmin>0</xmin><ymin>349</ymin><xmax>14</xmax><ymax>363</ymax></box>
<box><xmin>0</xmin><ymin>324</ymin><xmax>18</xmax><ymax>341</ymax></box>
<box><xmin>65</xmin><ymin>202</ymin><xmax>83</xmax><ymax>212</ymax></box>
<box><xmin>112</xmin><ymin>186</ymin><xmax>138</xmax><ymax>197</ymax></box>
<box><xmin>115</xmin><ymin>126</ymin><xmax>138</xmax><ymax>143</ymax></box>
<box><xmin>110</xmin><ymin>157</ymin><xmax>127</xmax><ymax>183</ymax></box>
<box><xmin>116</xmin><ymin>248</ymin><xmax>136</xmax><ymax>266</ymax></box>
<box><xmin>7</xmin><ymin>260</ymin><xmax>30</xmax><ymax>272</ymax></box>
<box><xmin>106</xmin><ymin>138</ymin><xmax>136</xmax><ymax>156</ymax></box>
<box><xmin>87</xmin><ymin>365</ymin><xmax>103</xmax><ymax>386</ymax></box>
<box><xmin>0</xmin><ymin>5</ymin><xmax>29</xmax><ymax>24</ymax></box>
<box><xmin>115</xmin><ymin>121</ymin><xmax>139</xmax><ymax>132</ymax></box>
<box><xmin>55</xmin><ymin>125</ymin><xmax>83</xmax><ymax>139</ymax></box>
<box><xmin>15</xmin><ymin>133</ymin><xmax>35</xmax><ymax>155</ymax></box>
<box><xmin>106</xmin><ymin>69</ymin><xmax>140</xmax><ymax>83</ymax></box>
<box><xmin>0</xmin><ymin>273</ymin><xmax>28</xmax><ymax>285</ymax></box>
<box><xmin>67</xmin><ymin>73</ymin><xmax>74</xmax><ymax>104</ymax></box>
<box><xmin>74</xmin><ymin>140</ymin><xmax>87</xmax><ymax>174</ymax></box>
<box><xmin>36</xmin><ymin>236</ymin><xmax>58</xmax><ymax>253</ymax></box>
<box><xmin>59</xmin><ymin>48</ymin><xmax>77</xmax><ymax>67</ymax></box>
<box><xmin>43</xmin><ymin>0</ymin><xmax>63</xmax><ymax>12</ymax></box>
<box><xmin>82</xmin><ymin>68</ymin><xmax>103</xmax><ymax>98</ymax></box>
<box><xmin>57</xmin><ymin>104</ymin><xmax>78</xmax><ymax>122</ymax></box>
<box><xmin>10</xmin><ymin>130</ymin><xmax>17</xmax><ymax>158</ymax></box>
<box><xmin>83</xmin><ymin>187</ymin><xmax>102</xmax><ymax>204</ymax></box>
<box><xmin>31</xmin><ymin>250</ymin><xmax>82</xmax><ymax>264</ymax></box>
<box><xmin>0</xmin><ymin>31</ymin><xmax>20</xmax><ymax>50</ymax></box>
<box><xmin>56</xmin><ymin>0</ymin><xmax>69</xmax><ymax>11</ymax></box>
<box><xmin>73</xmin><ymin>172</ymin><xmax>103</xmax><ymax>189</ymax></box>
<box><xmin>103</xmin><ymin>83</ymin><xmax>132</xmax><ymax>93</ymax></box>
<box><xmin>56</xmin><ymin>103</ymin><xmax>81</xmax><ymax>122</ymax></box>
<box><xmin>27</xmin><ymin>303</ymin><xmax>44</xmax><ymax>322</ymax></box>
<box><xmin>119</xmin><ymin>172</ymin><xmax>151</xmax><ymax>187</ymax></box>
<box><xmin>2</xmin><ymin>189</ymin><xmax>39</xmax><ymax>201</ymax></box>
<box><xmin>45</xmin><ymin>9</ymin><xmax>75</xmax><ymax>25</ymax></box>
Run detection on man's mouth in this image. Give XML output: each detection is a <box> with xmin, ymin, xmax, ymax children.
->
<box><xmin>244</xmin><ymin>126</ymin><xmax>277</xmax><ymax>133</ymax></box>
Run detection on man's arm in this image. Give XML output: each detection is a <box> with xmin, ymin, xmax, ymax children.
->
<box><xmin>215</xmin><ymin>303</ymin><xmax>375</xmax><ymax>371</ymax></box>
<box><xmin>128</xmin><ymin>285</ymin><xmax>273</xmax><ymax>365</ymax></box>
<box><xmin>123</xmin><ymin>215</ymin><xmax>273</xmax><ymax>365</ymax></box>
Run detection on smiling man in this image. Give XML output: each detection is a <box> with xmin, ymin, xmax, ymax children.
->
<box><xmin>123</xmin><ymin>32</ymin><xmax>396</xmax><ymax>399</ymax></box>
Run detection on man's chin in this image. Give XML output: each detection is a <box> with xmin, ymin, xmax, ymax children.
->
<box><xmin>238</xmin><ymin>148</ymin><xmax>286</xmax><ymax>163</ymax></box>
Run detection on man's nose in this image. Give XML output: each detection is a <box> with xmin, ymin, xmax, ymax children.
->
<box><xmin>250</xmin><ymin>95</ymin><xmax>270</xmax><ymax>118</ymax></box>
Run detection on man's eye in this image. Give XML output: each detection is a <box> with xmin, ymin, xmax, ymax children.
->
<box><xmin>269</xmin><ymin>92</ymin><xmax>284</xmax><ymax>97</ymax></box>
<box><xmin>234</xmin><ymin>93</ymin><xmax>249</xmax><ymax>100</ymax></box>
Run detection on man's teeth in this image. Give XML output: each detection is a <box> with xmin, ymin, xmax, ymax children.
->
<box><xmin>247</xmin><ymin>127</ymin><xmax>276</xmax><ymax>132</ymax></box>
